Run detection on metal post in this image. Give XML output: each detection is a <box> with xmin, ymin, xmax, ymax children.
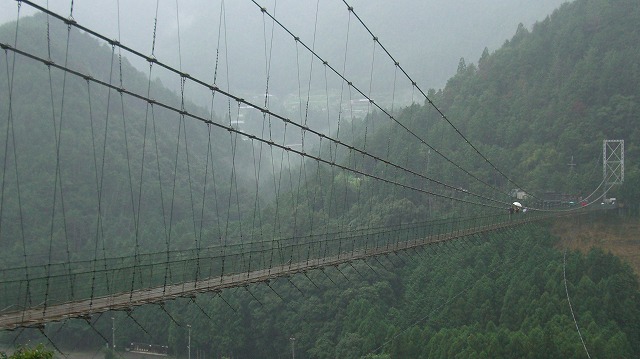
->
<box><xmin>290</xmin><ymin>337</ymin><xmax>295</xmax><ymax>359</ymax></box>
<box><xmin>187</xmin><ymin>324</ymin><xmax>191</xmax><ymax>359</ymax></box>
<box><xmin>111</xmin><ymin>317</ymin><xmax>115</xmax><ymax>350</ymax></box>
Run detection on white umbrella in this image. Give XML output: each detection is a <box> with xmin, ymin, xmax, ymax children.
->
<box><xmin>512</xmin><ymin>202</ymin><xmax>522</xmax><ymax>208</ymax></box>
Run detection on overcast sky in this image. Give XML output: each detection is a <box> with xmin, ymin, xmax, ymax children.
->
<box><xmin>0</xmin><ymin>0</ymin><xmax>568</xmax><ymax>103</ymax></box>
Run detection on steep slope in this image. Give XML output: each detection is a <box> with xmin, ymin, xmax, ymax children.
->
<box><xmin>418</xmin><ymin>0</ymin><xmax>640</xmax><ymax>196</ymax></box>
<box><xmin>249</xmin><ymin>0</ymin><xmax>640</xmax><ymax>235</ymax></box>
<box><xmin>0</xmin><ymin>14</ymin><xmax>259</xmax><ymax>266</ymax></box>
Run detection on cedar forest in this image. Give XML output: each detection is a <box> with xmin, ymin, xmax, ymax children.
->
<box><xmin>1</xmin><ymin>0</ymin><xmax>639</xmax><ymax>358</ymax></box>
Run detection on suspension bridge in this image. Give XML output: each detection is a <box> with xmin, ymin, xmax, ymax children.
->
<box><xmin>0</xmin><ymin>0</ymin><xmax>621</xmax><ymax>354</ymax></box>
<box><xmin>1</xmin><ymin>212</ymin><xmax>559</xmax><ymax>330</ymax></box>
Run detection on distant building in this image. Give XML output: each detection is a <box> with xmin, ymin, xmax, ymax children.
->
<box><xmin>510</xmin><ymin>188</ymin><xmax>528</xmax><ymax>200</ymax></box>
<box><xmin>346</xmin><ymin>98</ymin><xmax>371</xmax><ymax>118</ymax></box>
<box><xmin>126</xmin><ymin>342</ymin><xmax>169</xmax><ymax>356</ymax></box>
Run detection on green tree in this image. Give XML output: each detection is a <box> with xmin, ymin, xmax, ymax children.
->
<box><xmin>1</xmin><ymin>345</ymin><xmax>53</xmax><ymax>359</ymax></box>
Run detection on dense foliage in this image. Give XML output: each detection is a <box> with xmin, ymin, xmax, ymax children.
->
<box><xmin>0</xmin><ymin>345</ymin><xmax>53</xmax><ymax>359</ymax></box>
<box><xmin>422</xmin><ymin>0</ymin><xmax>640</xmax><ymax>199</ymax></box>
<box><xmin>7</xmin><ymin>221</ymin><xmax>638</xmax><ymax>358</ymax></box>
<box><xmin>1</xmin><ymin>0</ymin><xmax>640</xmax><ymax>357</ymax></box>
<box><xmin>0</xmin><ymin>14</ymin><xmax>262</xmax><ymax>265</ymax></box>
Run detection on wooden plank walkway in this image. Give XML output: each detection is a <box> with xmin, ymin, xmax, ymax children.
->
<box><xmin>0</xmin><ymin>217</ymin><xmax>542</xmax><ymax>330</ymax></box>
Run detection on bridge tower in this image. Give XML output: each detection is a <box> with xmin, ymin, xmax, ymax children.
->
<box><xmin>603</xmin><ymin>140</ymin><xmax>624</xmax><ymax>200</ymax></box>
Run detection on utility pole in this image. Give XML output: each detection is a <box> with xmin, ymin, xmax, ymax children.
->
<box><xmin>290</xmin><ymin>337</ymin><xmax>295</xmax><ymax>359</ymax></box>
<box><xmin>111</xmin><ymin>317</ymin><xmax>115</xmax><ymax>350</ymax></box>
<box><xmin>187</xmin><ymin>324</ymin><xmax>192</xmax><ymax>359</ymax></box>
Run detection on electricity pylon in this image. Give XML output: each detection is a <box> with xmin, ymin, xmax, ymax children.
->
<box><xmin>603</xmin><ymin>140</ymin><xmax>624</xmax><ymax>200</ymax></box>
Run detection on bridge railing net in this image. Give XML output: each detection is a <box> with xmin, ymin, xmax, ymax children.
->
<box><xmin>0</xmin><ymin>211</ymin><xmax>545</xmax><ymax>315</ymax></box>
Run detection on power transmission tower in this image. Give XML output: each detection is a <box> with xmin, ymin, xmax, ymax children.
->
<box><xmin>568</xmin><ymin>155</ymin><xmax>576</xmax><ymax>173</ymax></box>
<box><xmin>603</xmin><ymin>140</ymin><xmax>624</xmax><ymax>200</ymax></box>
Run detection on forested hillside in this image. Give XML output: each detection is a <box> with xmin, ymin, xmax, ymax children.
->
<box><xmin>1</xmin><ymin>0</ymin><xmax>640</xmax><ymax>358</ymax></box>
<box><xmin>422</xmin><ymin>0</ymin><xmax>640</xmax><ymax>198</ymax></box>
<box><xmin>0</xmin><ymin>14</ymin><xmax>265</xmax><ymax>265</ymax></box>
<box><xmin>173</xmin><ymin>0</ymin><xmax>640</xmax><ymax>356</ymax></box>
<box><xmin>7</xmin><ymin>220</ymin><xmax>638</xmax><ymax>358</ymax></box>
<box><xmin>250</xmin><ymin>0</ymin><xmax>640</xmax><ymax>235</ymax></box>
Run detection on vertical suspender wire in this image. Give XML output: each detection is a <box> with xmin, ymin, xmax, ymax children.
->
<box><xmin>130</xmin><ymin>0</ymin><xmax>160</xmax><ymax>297</ymax></box>
<box><xmin>336</xmin><ymin>9</ymin><xmax>352</xmax><ymax>234</ymax></box>
<box><xmin>319</xmin><ymin>60</ymin><xmax>333</xmax><ymax>243</ymax></box>
<box><xmin>303</xmin><ymin>0</ymin><xmax>322</xmax><ymax>259</ymax></box>
<box><xmin>44</xmin><ymin>4</ymin><xmax>74</xmax><ymax>312</ymax></box>
<box><xmin>271</xmin><ymin>113</ymin><xmax>289</xmax><ymax>272</ymax></box>
<box><xmin>298</xmin><ymin>5</ymin><xmax>321</xmax><ymax>233</ymax></box>
<box><xmin>200</xmin><ymin>124</ymin><xmax>221</xmax><ymax>278</ymax></box>
<box><xmin>386</xmin><ymin>64</ymin><xmax>398</xmax><ymax>161</ymax></box>
<box><xmin>59</xmin><ymin>12</ymin><xmax>74</xmax><ymax>304</ymax></box>
<box><xmin>151</xmin><ymin>101</ymin><xmax>171</xmax><ymax>287</ymax></box>
<box><xmin>201</xmin><ymin>0</ymin><xmax>225</xmax><ymax>279</ymax></box>
<box><xmin>225</xmin><ymin>103</ymin><xmax>243</xmax><ymax>271</ymax></box>
<box><xmin>1</xmin><ymin>2</ymin><xmax>31</xmax><ymax>312</ymax></box>
<box><xmin>219</xmin><ymin>0</ymin><xmax>232</xmax><ymax>280</ymax></box>
<box><xmin>269</xmin><ymin>131</ymin><xmax>286</xmax><ymax>273</ymax></box>
<box><xmin>148</xmin><ymin>3</ymin><xmax>171</xmax><ymax>289</ymax></box>
<box><xmin>269</xmin><ymin>7</ymin><xmax>290</xmax><ymax>272</ymax></box>
<box><xmin>250</xmin><ymin>4</ymin><xmax>270</xmax><ymax>275</ymax></box>
<box><xmin>345</xmin><ymin>81</ymin><xmax>358</xmax><ymax>231</ymax></box>
<box><xmin>96</xmin><ymin>43</ymin><xmax>117</xmax><ymax>299</ymax></box>
<box><xmin>163</xmin><ymin>76</ymin><xmax>185</xmax><ymax>292</ymax></box>
<box><xmin>321</xmin><ymin>57</ymin><xmax>336</xmax><ymax>256</ymax></box>
<box><xmin>316</xmin><ymin>139</ymin><xmax>328</xmax><ymax>261</ymax></box>
<box><xmin>327</xmin><ymin>11</ymin><xmax>350</xmax><ymax>234</ymax></box>
<box><xmin>301</xmin><ymin>0</ymin><xmax>321</xmax><ymax>148</ymax></box>
<box><xmin>248</xmin><ymin>135</ymin><xmax>260</xmax><ymax>276</ymax></box>
<box><xmin>271</xmin><ymin>111</ymin><xmax>288</xmax><ymax>267</ymax></box>
<box><xmin>198</xmin><ymin>18</ymin><xmax>220</xmax><ymax>282</ymax></box>
<box><xmin>384</xmin><ymin>64</ymin><xmax>399</xmax><ymax>204</ymax></box>
<box><xmin>290</xmin><ymin>37</ymin><xmax>305</xmax><ymax>263</ymax></box>
<box><xmin>163</xmin><ymin>0</ymin><xmax>185</xmax><ymax>293</ymax></box>
<box><xmin>174</xmin><ymin>0</ymin><xmax>200</xmax><ymax>290</ymax></box>
<box><xmin>205</xmin><ymin>125</ymin><xmax>224</xmax><ymax>276</ymax></box>
<box><xmin>114</xmin><ymin>0</ymin><xmax>141</xmax><ymax>296</ymax></box>
<box><xmin>262</xmin><ymin>0</ymin><xmax>278</xmax><ymax>273</ymax></box>
<box><xmin>86</xmin><ymin>79</ymin><xmax>108</xmax><ymax>307</ymax></box>
<box><xmin>285</xmin><ymin>148</ymin><xmax>299</xmax><ymax>265</ymax></box>
<box><xmin>288</xmin><ymin>38</ymin><xmax>303</xmax><ymax>254</ymax></box>
<box><xmin>164</xmin><ymin>103</ymin><xmax>182</xmax><ymax>292</ymax></box>
<box><xmin>354</xmin><ymin>34</ymin><xmax>377</xmax><ymax>216</ymax></box>
<box><xmin>364</xmin><ymin>37</ymin><xmax>377</xmax><ymax>148</ymax></box>
<box><xmin>290</xmin><ymin>35</ymin><xmax>303</xmax><ymax>258</ymax></box>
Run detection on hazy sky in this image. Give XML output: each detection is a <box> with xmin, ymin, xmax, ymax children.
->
<box><xmin>0</xmin><ymin>0</ymin><xmax>568</xmax><ymax>102</ymax></box>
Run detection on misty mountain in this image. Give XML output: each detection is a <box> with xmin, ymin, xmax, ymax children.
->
<box><xmin>365</xmin><ymin>0</ymin><xmax>640</xmax><ymax>207</ymax></box>
<box><xmin>0</xmin><ymin>13</ymin><xmax>262</xmax><ymax>265</ymax></box>
<box><xmin>1</xmin><ymin>0</ymin><xmax>640</xmax><ymax>358</ymax></box>
<box><xmin>0</xmin><ymin>1</ymin><xmax>566</xmax><ymax>106</ymax></box>
<box><xmin>152</xmin><ymin>0</ymin><xmax>569</xmax><ymax>107</ymax></box>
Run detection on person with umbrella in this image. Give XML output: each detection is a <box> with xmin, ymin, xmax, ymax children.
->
<box><xmin>513</xmin><ymin>201</ymin><xmax>522</xmax><ymax>214</ymax></box>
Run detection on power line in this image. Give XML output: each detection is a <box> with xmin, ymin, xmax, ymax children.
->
<box><xmin>249</xmin><ymin>0</ymin><xmax>513</xmax><ymax>203</ymax></box>
<box><xmin>563</xmin><ymin>249</ymin><xmax>592</xmax><ymax>358</ymax></box>
<box><xmin>0</xmin><ymin>39</ymin><xmax>506</xmax><ymax>211</ymax></box>
<box><xmin>341</xmin><ymin>0</ymin><xmax>542</xmax><ymax>203</ymax></box>
<box><xmin>19</xmin><ymin>1</ymin><xmax>518</xmax><ymax>212</ymax></box>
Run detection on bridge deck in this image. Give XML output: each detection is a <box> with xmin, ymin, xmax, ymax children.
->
<box><xmin>0</xmin><ymin>217</ymin><xmax>544</xmax><ymax>330</ymax></box>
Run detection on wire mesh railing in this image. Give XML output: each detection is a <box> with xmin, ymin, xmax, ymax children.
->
<box><xmin>0</xmin><ymin>209</ymin><xmax>567</xmax><ymax>329</ymax></box>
